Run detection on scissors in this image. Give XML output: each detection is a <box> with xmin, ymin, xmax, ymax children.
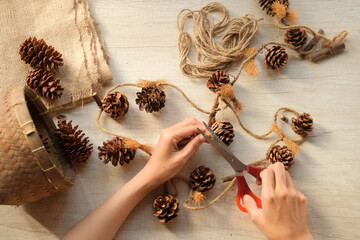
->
<box><xmin>197</xmin><ymin>122</ymin><xmax>266</xmax><ymax>212</ymax></box>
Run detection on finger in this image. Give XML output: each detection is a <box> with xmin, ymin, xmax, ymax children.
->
<box><xmin>274</xmin><ymin>162</ymin><xmax>287</xmax><ymax>194</ymax></box>
<box><xmin>260</xmin><ymin>168</ymin><xmax>275</xmax><ymax>200</ymax></box>
<box><xmin>285</xmin><ymin>171</ymin><xmax>294</xmax><ymax>189</ymax></box>
<box><xmin>168</xmin><ymin>118</ymin><xmax>201</xmax><ymax>131</ymax></box>
<box><xmin>173</xmin><ymin>124</ymin><xmax>205</xmax><ymax>141</ymax></box>
<box><xmin>244</xmin><ymin>195</ymin><xmax>262</xmax><ymax>225</ymax></box>
<box><xmin>180</xmin><ymin>134</ymin><xmax>206</xmax><ymax>158</ymax></box>
<box><xmin>256</xmin><ymin>179</ymin><xmax>262</xmax><ymax>186</ymax></box>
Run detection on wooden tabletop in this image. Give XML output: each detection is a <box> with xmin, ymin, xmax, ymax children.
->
<box><xmin>1</xmin><ymin>0</ymin><xmax>359</xmax><ymax>239</ymax></box>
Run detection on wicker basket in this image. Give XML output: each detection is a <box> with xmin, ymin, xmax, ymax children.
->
<box><xmin>0</xmin><ymin>86</ymin><xmax>74</xmax><ymax>205</ymax></box>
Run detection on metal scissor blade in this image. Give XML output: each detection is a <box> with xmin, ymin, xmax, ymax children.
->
<box><xmin>197</xmin><ymin>123</ymin><xmax>248</xmax><ymax>173</ymax></box>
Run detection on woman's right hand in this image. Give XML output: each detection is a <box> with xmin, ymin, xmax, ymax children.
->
<box><xmin>244</xmin><ymin>162</ymin><xmax>313</xmax><ymax>240</ymax></box>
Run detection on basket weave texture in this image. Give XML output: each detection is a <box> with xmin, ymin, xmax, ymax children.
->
<box><xmin>0</xmin><ymin>86</ymin><xmax>74</xmax><ymax>205</ymax></box>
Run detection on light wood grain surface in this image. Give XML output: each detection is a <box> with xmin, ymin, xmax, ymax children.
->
<box><xmin>1</xmin><ymin>0</ymin><xmax>360</xmax><ymax>239</ymax></box>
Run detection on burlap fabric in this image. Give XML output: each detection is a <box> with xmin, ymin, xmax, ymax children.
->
<box><xmin>0</xmin><ymin>0</ymin><xmax>112</xmax><ymax>112</ymax></box>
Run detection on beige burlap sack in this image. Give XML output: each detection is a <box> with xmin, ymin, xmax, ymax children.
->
<box><xmin>0</xmin><ymin>0</ymin><xmax>112</xmax><ymax>112</ymax></box>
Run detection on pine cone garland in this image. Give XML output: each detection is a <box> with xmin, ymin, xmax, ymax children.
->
<box><xmin>264</xmin><ymin>46</ymin><xmax>288</xmax><ymax>70</ymax></box>
<box><xmin>206</xmin><ymin>70</ymin><xmax>230</xmax><ymax>92</ymax></box>
<box><xmin>292</xmin><ymin>113</ymin><xmax>313</xmax><ymax>136</ymax></box>
<box><xmin>259</xmin><ymin>0</ymin><xmax>290</xmax><ymax>16</ymax></box>
<box><xmin>211</xmin><ymin>121</ymin><xmax>235</xmax><ymax>146</ymax></box>
<box><xmin>19</xmin><ymin>37</ymin><xmax>63</xmax><ymax>72</ymax></box>
<box><xmin>102</xmin><ymin>92</ymin><xmax>129</xmax><ymax>119</ymax></box>
<box><xmin>153</xmin><ymin>193</ymin><xmax>179</xmax><ymax>223</ymax></box>
<box><xmin>135</xmin><ymin>85</ymin><xmax>166</xmax><ymax>113</ymax></box>
<box><xmin>26</xmin><ymin>68</ymin><xmax>63</xmax><ymax>99</ymax></box>
<box><xmin>189</xmin><ymin>166</ymin><xmax>216</xmax><ymax>192</ymax></box>
<box><xmin>98</xmin><ymin>137</ymin><xmax>136</xmax><ymax>167</ymax></box>
<box><xmin>55</xmin><ymin>119</ymin><xmax>93</xmax><ymax>163</ymax></box>
<box><xmin>268</xmin><ymin>145</ymin><xmax>294</xmax><ymax>170</ymax></box>
<box><xmin>285</xmin><ymin>28</ymin><xmax>308</xmax><ymax>49</ymax></box>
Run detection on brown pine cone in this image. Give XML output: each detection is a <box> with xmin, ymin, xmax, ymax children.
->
<box><xmin>264</xmin><ymin>46</ymin><xmax>288</xmax><ymax>70</ymax></box>
<box><xmin>268</xmin><ymin>145</ymin><xmax>294</xmax><ymax>170</ymax></box>
<box><xmin>259</xmin><ymin>0</ymin><xmax>290</xmax><ymax>16</ymax></box>
<box><xmin>26</xmin><ymin>68</ymin><xmax>63</xmax><ymax>99</ymax></box>
<box><xmin>55</xmin><ymin>119</ymin><xmax>93</xmax><ymax>163</ymax></box>
<box><xmin>211</xmin><ymin>121</ymin><xmax>235</xmax><ymax>146</ymax></box>
<box><xmin>135</xmin><ymin>85</ymin><xmax>166</xmax><ymax>113</ymax></box>
<box><xmin>292</xmin><ymin>113</ymin><xmax>313</xmax><ymax>136</ymax></box>
<box><xmin>153</xmin><ymin>193</ymin><xmax>179</xmax><ymax>223</ymax></box>
<box><xmin>98</xmin><ymin>137</ymin><xmax>136</xmax><ymax>167</ymax></box>
<box><xmin>102</xmin><ymin>92</ymin><xmax>129</xmax><ymax>119</ymax></box>
<box><xmin>189</xmin><ymin>166</ymin><xmax>216</xmax><ymax>192</ymax></box>
<box><xmin>284</xmin><ymin>27</ymin><xmax>308</xmax><ymax>49</ymax></box>
<box><xmin>19</xmin><ymin>37</ymin><xmax>63</xmax><ymax>72</ymax></box>
<box><xmin>206</xmin><ymin>70</ymin><xmax>230</xmax><ymax>92</ymax></box>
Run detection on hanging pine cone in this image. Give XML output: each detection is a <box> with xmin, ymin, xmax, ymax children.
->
<box><xmin>54</xmin><ymin>119</ymin><xmax>93</xmax><ymax>163</ymax></box>
<box><xmin>102</xmin><ymin>92</ymin><xmax>129</xmax><ymax>119</ymax></box>
<box><xmin>284</xmin><ymin>27</ymin><xmax>308</xmax><ymax>49</ymax></box>
<box><xmin>98</xmin><ymin>137</ymin><xmax>136</xmax><ymax>167</ymax></box>
<box><xmin>189</xmin><ymin>166</ymin><xmax>216</xmax><ymax>192</ymax></box>
<box><xmin>264</xmin><ymin>46</ymin><xmax>288</xmax><ymax>70</ymax></box>
<box><xmin>292</xmin><ymin>113</ymin><xmax>313</xmax><ymax>136</ymax></box>
<box><xmin>259</xmin><ymin>0</ymin><xmax>290</xmax><ymax>16</ymax></box>
<box><xmin>211</xmin><ymin>121</ymin><xmax>235</xmax><ymax>146</ymax></box>
<box><xmin>135</xmin><ymin>85</ymin><xmax>166</xmax><ymax>113</ymax></box>
<box><xmin>19</xmin><ymin>37</ymin><xmax>63</xmax><ymax>72</ymax></box>
<box><xmin>206</xmin><ymin>70</ymin><xmax>230</xmax><ymax>92</ymax></box>
<box><xmin>26</xmin><ymin>68</ymin><xmax>63</xmax><ymax>99</ymax></box>
<box><xmin>153</xmin><ymin>193</ymin><xmax>179</xmax><ymax>223</ymax></box>
<box><xmin>268</xmin><ymin>145</ymin><xmax>294</xmax><ymax>170</ymax></box>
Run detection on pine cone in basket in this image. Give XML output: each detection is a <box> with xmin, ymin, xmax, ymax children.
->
<box><xmin>259</xmin><ymin>0</ymin><xmax>290</xmax><ymax>16</ymax></box>
<box><xmin>102</xmin><ymin>92</ymin><xmax>129</xmax><ymax>119</ymax></box>
<box><xmin>135</xmin><ymin>85</ymin><xmax>166</xmax><ymax>113</ymax></box>
<box><xmin>211</xmin><ymin>121</ymin><xmax>235</xmax><ymax>146</ymax></box>
<box><xmin>26</xmin><ymin>68</ymin><xmax>63</xmax><ymax>99</ymax></box>
<box><xmin>55</xmin><ymin>119</ymin><xmax>93</xmax><ymax>163</ymax></box>
<box><xmin>19</xmin><ymin>37</ymin><xmax>63</xmax><ymax>72</ymax></box>
<box><xmin>268</xmin><ymin>145</ymin><xmax>294</xmax><ymax>170</ymax></box>
<box><xmin>264</xmin><ymin>46</ymin><xmax>288</xmax><ymax>70</ymax></box>
<box><xmin>284</xmin><ymin>27</ymin><xmax>308</xmax><ymax>49</ymax></box>
<box><xmin>206</xmin><ymin>70</ymin><xmax>230</xmax><ymax>92</ymax></box>
<box><xmin>98</xmin><ymin>137</ymin><xmax>136</xmax><ymax>167</ymax></box>
<box><xmin>189</xmin><ymin>166</ymin><xmax>216</xmax><ymax>192</ymax></box>
<box><xmin>153</xmin><ymin>193</ymin><xmax>179</xmax><ymax>223</ymax></box>
<box><xmin>292</xmin><ymin>113</ymin><xmax>313</xmax><ymax>136</ymax></box>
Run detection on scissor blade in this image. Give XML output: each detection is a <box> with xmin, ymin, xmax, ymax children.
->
<box><xmin>197</xmin><ymin>124</ymin><xmax>248</xmax><ymax>173</ymax></box>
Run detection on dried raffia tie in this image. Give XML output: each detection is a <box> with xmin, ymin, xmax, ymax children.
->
<box><xmin>177</xmin><ymin>2</ymin><xmax>261</xmax><ymax>78</ymax></box>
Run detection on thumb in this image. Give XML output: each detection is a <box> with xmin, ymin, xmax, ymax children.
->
<box><xmin>243</xmin><ymin>195</ymin><xmax>261</xmax><ymax>223</ymax></box>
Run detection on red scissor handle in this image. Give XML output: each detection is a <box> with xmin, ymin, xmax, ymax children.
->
<box><xmin>247</xmin><ymin>165</ymin><xmax>266</xmax><ymax>183</ymax></box>
<box><xmin>236</xmin><ymin>175</ymin><xmax>262</xmax><ymax>212</ymax></box>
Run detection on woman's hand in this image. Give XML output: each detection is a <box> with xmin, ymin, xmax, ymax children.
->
<box><xmin>244</xmin><ymin>162</ymin><xmax>313</xmax><ymax>240</ymax></box>
<box><xmin>142</xmin><ymin>118</ymin><xmax>206</xmax><ymax>188</ymax></box>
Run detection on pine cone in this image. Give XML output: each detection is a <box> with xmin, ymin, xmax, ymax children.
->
<box><xmin>268</xmin><ymin>145</ymin><xmax>294</xmax><ymax>170</ymax></box>
<box><xmin>54</xmin><ymin>119</ymin><xmax>93</xmax><ymax>163</ymax></box>
<box><xmin>153</xmin><ymin>193</ymin><xmax>179</xmax><ymax>223</ymax></box>
<box><xmin>284</xmin><ymin>28</ymin><xmax>308</xmax><ymax>49</ymax></box>
<box><xmin>206</xmin><ymin>70</ymin><xmax>230</xmax><ymax>92</ymax></box>
<box><xmin>292</xmin><ymin>113</ymin><xmax>313</xmax><ymax>136</ymax></box>
<box><xmin>259</xmin><ymin>0</ymin><xmax>290</xmax><ymax>16</ymax></box>
<box><xmin>102</xmin><ymin>92</ymin><xmax>129</xmax><ymax>119</ymax></box>
<box><xmin>98</xmin><ymin>137</ymin><xmax>136</xmax><ymax>167</ymax></box>
<box><xmin>211</xmin><ymin>121</ymin><xmax>235</xmax><ymax>146</ymax></box>
<box><xmin>26</xmin><ymin>68</ymin><xmax>63</xmax><ymax>99</ymax></box>
<box><xmin>189</xmin><ymin>166</ymin><xmax>216</xmax><ymax>192</ymax></box>
<box><xmin>135</xmin><ymin>85</ymin><xmax>166</xmax><ymax>113</ymax></box>
<box><xmin>19</xmin><ymin>37</ymin><xmax>63</xmax><ymax>72</ymax></box>
<box><xmin>264</xmin><ymin>46</ymin><xmax>288</xmax><ymax>70</ymax></box>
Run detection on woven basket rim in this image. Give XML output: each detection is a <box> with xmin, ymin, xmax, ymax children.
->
<box><xmin>21</xmin><ymin>86</ymin><xmax>75</xmax><ymax>184</ymax></box>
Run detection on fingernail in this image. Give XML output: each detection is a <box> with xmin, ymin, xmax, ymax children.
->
<box><xmin>198</xmin><ymin>134</ymin><xmax>205</xmax><ymax>142</ymax></box>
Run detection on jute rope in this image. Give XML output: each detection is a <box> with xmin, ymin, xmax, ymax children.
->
<box><xmin>177</xmin><ymin>2</ymin><xmax>260</xmax><ymax>78</ymax></box>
